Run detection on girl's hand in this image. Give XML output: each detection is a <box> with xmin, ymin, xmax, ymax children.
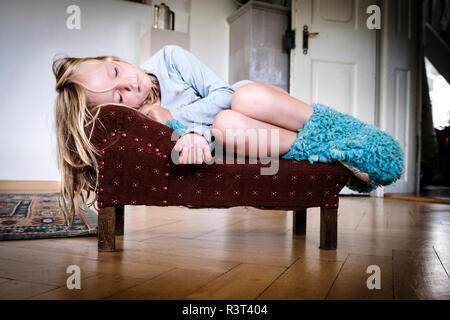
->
<box><xmin>139</xmin><ymin>101</ymin><xmax>173</xmax><ymax>125</ymax></box>
<box><xmin>174</xmin><ymin>133</ymin><xmax>213</xmax><ymax>164</ymax></box>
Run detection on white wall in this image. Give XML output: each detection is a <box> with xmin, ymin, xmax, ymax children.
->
<box><xmin>152</xmin><ymin>0</ymin><xmax>237</xmax><ymax>81</ymax></box>
<box><xmin>0</xmin><ymin>0</ymin><xmax>236</xmax><ymax>181</ymax></box>
<box><xmin>190</xmin><ymin>0</ymin><xmax>237</xmax><ymax>82</ymax></box>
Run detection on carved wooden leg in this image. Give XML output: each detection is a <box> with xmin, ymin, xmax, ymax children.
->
<box><xmin>320</xmin><ymin>207</ymin><xmax>337</xmax><ymax>250</ymax></box>
<box><xmin>98</xmin><ymin>207</ymin><xmax>116</xmax><ymax>252</ymax></box>
<box><xmin>293</xmin><ymin>208</ymin><xmax>307</xmax><ymax>235</ymax></box>
<box><xmin>115</xmin><ymin>205</ymin><xmax>125</xmax><ymax>236</ymax></box>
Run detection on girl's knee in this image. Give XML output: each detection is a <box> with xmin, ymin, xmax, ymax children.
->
<box><xmin>231</xmin><ymin>83</ymin><xmax>261</xmax><ymax>111</ymax></box>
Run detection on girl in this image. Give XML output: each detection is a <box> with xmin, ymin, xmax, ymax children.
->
<box><xmin>53</xmin><ymin>44</ymin><xmax>403</xmax><ymax>226</ymax></box>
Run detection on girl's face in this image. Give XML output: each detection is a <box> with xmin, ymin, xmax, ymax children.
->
<box><xmin>74</xmin><ymin>59</ymin><xmax>154</xmax><ymax>108</ymax></box>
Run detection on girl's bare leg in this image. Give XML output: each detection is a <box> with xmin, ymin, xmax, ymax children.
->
<box><xmin>212</xmin><ymin>109</ymin><xmax>297</xmax><ymax>157</ymax></box>
<box><xmin>211</xmin><ymin>82</ymin><xmax>313</xmax><ymax>157</ymax></box>
<box><xmin>230</xmin><ymin>82</ymin><xmax>314</xmax><ymax>131</ymax></box>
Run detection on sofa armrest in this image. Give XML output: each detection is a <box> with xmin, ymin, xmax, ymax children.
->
<box><xmin>85</xmin><ymin>105</ymin><xmax>179</xmax><ymax>207</ymax></box>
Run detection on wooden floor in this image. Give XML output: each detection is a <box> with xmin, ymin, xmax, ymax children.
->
<box><xmin>0</xmin><ymin>195</ymin><xmax>449</xmax><ymax>300</ymax></box>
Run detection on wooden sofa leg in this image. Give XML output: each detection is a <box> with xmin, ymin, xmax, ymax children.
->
<box><xmin>320</xmin><ymin>207</ymin><xmax>337</xmax><ymax>250</ymax></box>
<box><xmin>98</xmin><ymin>206</ymin><xmax>116</xmax><ymax>252</ymax></box>
<box><xmin>115</xmin><ymin>205</ymin><xmax>124</xmax><ymax>236</ymax></box>
<box><xmin>293</xmin><ymin>208</ymin><xmax>307</xmax><ymax>235</ymax></box>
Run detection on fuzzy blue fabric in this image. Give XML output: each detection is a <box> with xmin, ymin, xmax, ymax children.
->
<box><xmin>166</xmin><ymin>118</ymin><xmax>188</xmax><ymax>136</ymax></box>
<box><xmin>281</xmin><ymin>103</ymin><xmax>404</xmax><ymax>193</ymax></box>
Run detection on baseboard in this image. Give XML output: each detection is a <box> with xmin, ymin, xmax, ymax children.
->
<box><xmin>384</xmin><ymin>193</ymin><xmax>450</xmax><ymax>204</ymax></box>
<box><xmin>0</xmin><ymin>180</ymin><xmax>60</xmax><ymax>193</ymax></box>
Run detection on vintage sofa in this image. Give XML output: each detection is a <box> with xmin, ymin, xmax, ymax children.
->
<box><xmin>85</xmin><ymin>105</ymin><xmax>351</xmax><ymax>252</ymax></box>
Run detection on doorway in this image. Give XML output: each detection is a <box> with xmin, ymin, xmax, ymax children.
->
<box><xmin>419</xmin><ymin>57</ymin><xmax>450</xmax><ymax>200</ymax></box>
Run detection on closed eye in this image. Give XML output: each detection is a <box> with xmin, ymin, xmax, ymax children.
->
<box><xmin>114</xmin><ymin>67</ymin><xmax>123</xmax><ymax>102</ymax></box>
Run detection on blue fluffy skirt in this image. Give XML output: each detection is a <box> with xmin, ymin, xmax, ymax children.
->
<box><xmin>281</xmin><ymin>103</ymin><xmax>404</xmax><ymax>193</ymax></box>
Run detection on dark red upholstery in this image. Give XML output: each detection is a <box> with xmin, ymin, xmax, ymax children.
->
<box><xmin>85</xmin><ymin>105</ymin><xmax>350</xmax><ymax>209</ymax></box>
<box><xmin>168</xmin><ymin>157</ymin><xmax>349</xmax><ymax>208</ymax></box>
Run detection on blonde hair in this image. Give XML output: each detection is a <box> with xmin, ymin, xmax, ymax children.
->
<box><xmin>52</xmin><ymin>54</ymin><xmax>159</xmax><ymax>229</ymax></box>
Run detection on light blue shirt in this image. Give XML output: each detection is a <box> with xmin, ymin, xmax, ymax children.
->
<box><xmin>140</xmin><ymin>45</ymin><xmax>235</xmax><ymax>151</ymax></box>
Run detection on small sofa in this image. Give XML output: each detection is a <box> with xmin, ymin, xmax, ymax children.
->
<box><xmin>85</xmin><ymin>105</ymin><xmax>351</xmax><ymax>252</ymax></box>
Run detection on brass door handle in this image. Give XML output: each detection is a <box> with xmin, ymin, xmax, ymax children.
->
<box><xmin>303</xmin><ymin>25</ymin><xmax>319</xmax><ymax>55</ymax></box>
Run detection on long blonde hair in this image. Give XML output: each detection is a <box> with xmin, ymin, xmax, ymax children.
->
<box><xmin>52</xmin><ymin>54</ymin><xmax>159</xmax><ymax>229</ymax></box>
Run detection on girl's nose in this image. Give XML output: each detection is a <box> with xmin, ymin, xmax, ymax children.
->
<box><xmin>119</xmin><ymin>76</ymin><xmax>138</xmax><ymax>91</ymax></box>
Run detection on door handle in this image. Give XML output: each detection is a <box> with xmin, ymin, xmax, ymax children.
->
<box><xmin>303</xmin><ymin>25</ymin><xmax>319</xmax><ymax>55</ymax></box>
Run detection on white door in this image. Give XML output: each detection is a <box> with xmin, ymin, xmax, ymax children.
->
<box><xmin>378</xmin><ymin>0</ymin><xmax>419</xmax><ymax>194</ymax></box>
<box><xmin>290</xmin><ymin>0</ymin><xmax>377</xmax><ymax>194</ymax></box>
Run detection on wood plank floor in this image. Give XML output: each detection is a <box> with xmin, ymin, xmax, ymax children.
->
<box><xmin>0</xmin><ymin>195</ymin><xmax>449</xmax><ymax>300</ymax></box>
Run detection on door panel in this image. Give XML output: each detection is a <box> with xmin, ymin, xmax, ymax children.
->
<box><xmin>317</xmin><ymin>0</ymin><xmax>354</xmax><ymax>24</ymax></box>
<box><xmin>312</xmin><ymin>60</ymin><xmax>356</xmax><ymax>115</ymax></box>
<box><xmin>291</xmin><ymin>0</ymin><xmax>377</xmax><ymax>123</ymax></box>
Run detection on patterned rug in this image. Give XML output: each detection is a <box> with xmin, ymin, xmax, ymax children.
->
<box><xmin>0</xmin><ymin>193</ymin><xmax>98</xmax><ymax>240</ymax></box>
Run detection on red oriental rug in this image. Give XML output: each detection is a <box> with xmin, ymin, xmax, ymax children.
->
<box><xmin>0</xmin><ymin>193</ymin><xmax>98</xmax><ymax>240</ymax></box>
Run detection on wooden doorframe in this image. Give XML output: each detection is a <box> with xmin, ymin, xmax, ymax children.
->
<box><xmin>415</xmin><ymin>0</ymin><xmax>425</xmax><ymax>195</ymax></box>
<box><xmin>371</xmin><ymin>0</ymin><xmax>384</xmax><ymax>197</ymax></box>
